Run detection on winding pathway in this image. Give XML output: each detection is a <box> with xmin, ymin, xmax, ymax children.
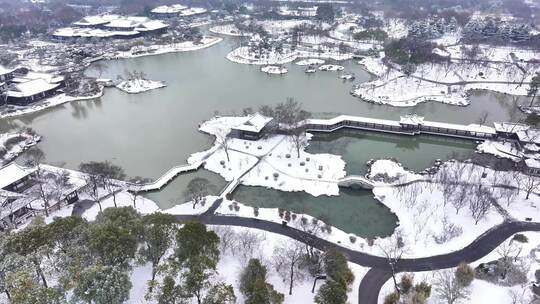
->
<box><xmin>171</xmin><ymin>210</ymin><xmax>540</xmax><ymax>304</ymax></box>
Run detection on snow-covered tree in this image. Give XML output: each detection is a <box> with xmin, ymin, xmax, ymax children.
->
<box><xmin>72</xmin><ymin>264</ymin><xmax>132</xmax><ymax>304</ymax></box>
<box><xmin>139</xmin><ymin>213</ymin><xmax>178</xmax><ymax>292</ymax></box>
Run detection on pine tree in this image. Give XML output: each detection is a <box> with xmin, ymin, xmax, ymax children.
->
<box><xmin>72</xmin><ymin>264</ymin><xmax>132</xmax><ymax>304</ymax></box>
<box><xmin>240</xmin><ymin>259</ymin><xmax>284</xmax><ymax>304</ymax></box>
<box><xmin>314</xmin><ymin>280</ymin><xmax>347</xmax><ymax>304</ymax></box>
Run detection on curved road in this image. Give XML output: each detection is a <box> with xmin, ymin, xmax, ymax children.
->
<box><xmin>73</xmin><ymin>200</ymin><xmax>540</xmax><ymax>304</ymax></box>
<box><xmin>187</xmin><ymin>215</ymin><xmax>540</xmax><ymax>304</ymax></box>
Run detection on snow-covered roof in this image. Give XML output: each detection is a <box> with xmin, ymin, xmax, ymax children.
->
<box><xmin>7</xmin><ymin>79</ymin><xmax>60</xmax><ymax>98</ymax></box>
<box><xmin>493</xmin><ymin>122</ymin><xmax>530</xmax><ymax>134</ymax></box>
<box><xmin>524</xmin><ymin>143</ymin><xmax>540</xmax><ymax>152</ymax></box>
<box><xmin>0</xmin><ymin>66</ymin><xmax>14</xmax><ymax>76</ymax></box>
<box><xmin>151</xmin><ymin>4</ymin><xmax>188</xmax><ymax>14</ymax></box>
<box><xmin>400</xmin><ymin>114</ymin><xmax>424</xmax><ymax>125</ymax></box>
<box><xmin>1</xmin><ymin>194</ymin><xmax>33</xmax><ymax>217</ymax></box>
<box><xmin>53</xmin><ymin>27</ymin><xmax>140</xmax><ymax>38</ymax></box>
<box><xmin>0</xmin><ymin>163</ymin><xmax>35</xmax><ymax>190</ymax></box>
<box><xmin>136</xmin><ymin>20</ymin><xmax>169</xmax><ymax>32</ymax></box>
<box><xmin>517</xmin><ymin>129</ymin><xmax>540</xmax><ymax>145</ymax></box>
<box><xmin>233</xmin><ymin>113</ymin><xmax>273</xmax><ymax>133</ymax></box>
<box><xmin>525</xmin><ymin>158</ymin><xmax>540</xmax><ymax>169</ymax></box>
<box><xmin>179</xmin><ymin>7</ymin><xmax>208</xmax><ymax>16</ymax></box>
<box><xmin>73</xmin><ymin>15</ymin><xmax>109</xmax><ymax>26</ymax></box>
<box><xmin>105</xmin><ymin>18</ymin><xmax>140</xmax><ymax>28</ymax></box>
<box><xmin>13</xmin><ymin>71</ymin><xmax>64</xmax><ymax>84</ymax></box>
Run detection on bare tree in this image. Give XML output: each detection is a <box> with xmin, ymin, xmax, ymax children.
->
<box><xmin>183</xmin><ymin>177</ymin><xmax>216</xmax><ymax>208</ymax></box>
<box><xmin>378</xmin><ymin>228</ymin><xmax>408</xmax><ymax>293</ymax></box>
<box><xmin>215</xmin><ymin>133</ymin><xmax>232</xmax><ymax>162</ymax></box>
<box><xmin>128</xmin><ymin>176</ymin><xmax>152</xmax><ymax>208</ymax></box>
<box><xmin>274</xmin><ymin>98</ymin><xmax>312</xmax><ymax>158</ymax></box>
<box><xmin>273</xmin><ymin>240</ymin><xmax>306</xmax><ymax>295</ymax></box>
<box><xmin>78</xmin><ymin>161</ymin><xmax>125</xmax><ymax>210</ymax></box>
<box><xmin>476</xmin><ymin>111</ymin><xmax>489</xmax><ymax>126</ymax></box>
<box><xmin>469</xmin><ymin>187</ymin><xmax>492</xmax><ymax>224</ymax></box>
<box><xmin>232</xmin><ymin>229</ymin><xmax>265</xmax><ymax>264</ymax></box>
<box><xmin>451</xmin><ymin>185</ymin><xmax>470</xmax><ymax>214</ymax></box>
<box><xmin>100</xmin><ymin>162</ymin><xmax>126</xmax><ymax>207</ymax></box>
<box><xmin>92</xmin><ymin>61</ymin><xmax>107</xmax><ymax>78</ymax></box>
<box><xmin>213</xmin><ymin>226</ymin><xmax>237</xmax><ymax>254</ymax></box>
<box><xmin>522</xmin><ymin>174</ymin><xmax>540</xmax><ymax>200</ymax></box>
<box><xmin>433</xmin><ymin>269</ymin><xmax>469</xmax><ymax>304</ymax></box>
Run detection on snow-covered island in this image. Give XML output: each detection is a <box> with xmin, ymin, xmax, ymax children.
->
<box><xmin>116</xmin><ymin>79</ymin><xmax>166</xmax><ymax>94</ymax></box>
<box><xmin>0</xmin><ymin>131</ymin><xmax>41</xmax><ymax>165</ymax></box>
<box><xmin>261</xmin><ymin>65</ymin><xmax>288</xmax><ymax>75</ymax></box>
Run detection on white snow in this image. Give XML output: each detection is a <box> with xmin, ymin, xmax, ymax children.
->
<box><xmin>209</xmin><ymin>24</ymin><xmax>250</xmax><ymax>37</ymax></box>
<box><xmin>116</xmin><ymin>79</ymin><xmax>166</xmax><ymax>94</ymax></box>
<box><xmin>187</xmin><ymin>116</ymin><xmax>347</xmax><ymax>197</ymax></box>
<box><xmin>294</xmin><ymin>58</ymin><xmax>325</xmax><ymax>66</ymax></box>
<box><xmin>318</xmin><ymin>64</ymin><xmax>345</xmax><ymax>71</ymax></box>
<box><xmin>261</xmin><ymin>65</ymin><xmax>288</xmax><ymax>75</ymax></box>
<box><xmin>112</xmin><ymin>36</ymin><xmax>222</xmax><ymax>59</ymax></box>
<box><xmin>0</xmin><ymin>132</ymin><xmax>41</xmax><ymax>165</ymax></box>
<box><xmin>0</xmin><ymin>89</ymin><xmax>104</xmax><ymax>119</ymax></box>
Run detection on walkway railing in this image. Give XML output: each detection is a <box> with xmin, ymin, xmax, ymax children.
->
<box><xmin>129</xmin><ymin>162</ymin><xmax>202</xmax><ymax>192</ymax></box>
<box><xmin>338</xmin><ymin>175</ymin><xmax>375</xmax><ymax>189</ymax></box>
<box><xmin>301</xmin><ymin>115</ymin><xmax>497</xmax><ymax>141</ymax></box>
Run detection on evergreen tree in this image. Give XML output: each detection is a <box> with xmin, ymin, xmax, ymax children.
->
<box><xmin>139</xmin><ymin>213</ymin><xmax>178</xmax><ymax>292</ymax></box>
<box><xmin>72</xmin><ymin>264</ymin><xmax>132</xmax><ymax>304</ymax></box>
<box><xmin>240</xmin><ymin>259</ymin><xmax>284</xmax><ymax>304</ymax></box>
<box><xmin>316</xmin><ymin>4</ymin><xmax>334</xmax><ymax>21</ymax></box>
<box><xmin>7</xmin><ymin>220</ymin><xmax>52</xmax><ymax>288</ymax></box>
<box><xmin>173</xmin><ymin>222</ymin><xmax>220</xmax><ymax>304</ymax></box>
<box><xmin>89</xmin><ymin>207</ymin><xmax>141</xmax><ymax>267</ymax></box>
<box><xmin>6</xmin><ymin>270</ymin><xmax>65</xmax><ymax>304</ymax></box>
<box><xmin>314</xmin><ymin>280</ymin><xmax>347</xmax><ymax>304</ymax></box>
<box><xmin>203</xmin><ymin>282</ymin><xmax>236</xmax><ymax>304</ymax></box>
<box><xmin>528</xmin><ymin>72</ymin><xmax>540</xmax><ymax>107</ymax></box>
<box><xmin>156</xmin><ymin>276</ymin><xmax>185</xmax><ymax>304</ymax></box>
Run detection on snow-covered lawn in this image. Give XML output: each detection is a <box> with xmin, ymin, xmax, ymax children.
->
<box><xmin>353</xmin><ymin>48</ymin><xmax>540</xmax><ymax>107</ymax></box>
<box><xmin>81</xmin><ymin>191</ymin><xmax>160</xmax><ymax>221</ymax></box>
<box><xmin>319</xmin><ymin>64</ymin><xmax>345</xmax><ymax>71</ymax></box>
<box><xmin>112</xmin><ymin>36</ymin><xmax>222</xmax><ymax>59</ymax></box>
<box><xmin>261</xmin><ymin>65</ymin><xmax>288</xmax><ymax>75</ymax></box>
<box><xmin>209</xmin><ymin>24</ymin><xmax>250</xmax><ymax>37</ymax></box>
<box><xmin>379</xmin><ymin>231</ymin><xmax>540</xmax><ymax>304</ymax></box>
<box><xmin>116</xmin><ymin>79</ymin><xmax>166</xmax><ymax>94</ymax></box>
<box><xmin>187</xmin><ymin>115</ymin><xmax>347</xmax><ymax>197</ymax></box>
<box><xmin>226</xmin><ymin>46</ymin><xmax>352</xmax><ymax>65</ymax></box>
<box><xmin>295</xmin><ymin>58</ymin><xmax>325</xmax><ymax>66</ymax></box>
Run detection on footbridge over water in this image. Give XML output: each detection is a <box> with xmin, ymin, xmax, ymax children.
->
<box><xmin>338</xmin><ymin>175</ymin><xmax>375</xmax><ymax>189</ymax></box>
<box><xmin>302</xmin><ymin>114</ymin><xmax>498</xmax><ymax>141</ymax></box>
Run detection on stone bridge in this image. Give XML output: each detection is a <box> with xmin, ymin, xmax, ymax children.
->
<box><xmin>337</xmin><ymin>175</ymin><xmax>375</xmax><ymax>189</ymax></box>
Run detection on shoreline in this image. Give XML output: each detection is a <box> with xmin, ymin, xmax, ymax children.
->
<box><xmin>0</xmin><ymin>87</ymin><xmax>104</xmax><ymax>120</ymax></box>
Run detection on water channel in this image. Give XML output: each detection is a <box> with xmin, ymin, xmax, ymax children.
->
<box><xmin>0</xmin><ymin>34</ymin><xmax>530</xmax><ymax>236</ymax></box>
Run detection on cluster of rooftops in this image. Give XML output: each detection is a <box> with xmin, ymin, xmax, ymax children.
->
<box><xmin>150</xmin><ymin>5</ymin><xmax>208</xmax><ymax>17</ymax></box>
<box><xmin>0</xmin><ymin>163</ymin><xmax>85</xmax><ymax>228</ymax></box>
<box><xmin>52</xmin><ymin>14</ymin><xmax>169</xmax><ymax>40</ymax></box>
<box><xmin>1</xmin><ymin>67</ymin><xmax>64</xmax><ymax>106</ymax></box>
<box><xmin>51</xmin><ymin>4</ymin><xmax>209</xmax><ymax>40</ymax></box>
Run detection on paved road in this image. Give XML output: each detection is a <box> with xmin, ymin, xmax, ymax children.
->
<box><xmin>181</xmin><ymin>215</ymin><xmax>540</xmax><ymax>304</ymax></box>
